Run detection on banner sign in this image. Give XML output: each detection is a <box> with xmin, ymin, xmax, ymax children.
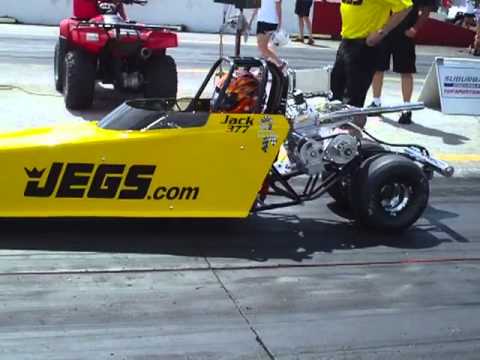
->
<box><xmin>419</xmin><ymin>57</ymin><xmax>480</xmax><ymax>115</ymax></box>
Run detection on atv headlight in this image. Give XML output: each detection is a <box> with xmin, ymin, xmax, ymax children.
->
<box><xmin>86</xmin><ymin>32</ymin><xmax>100</xmax><ymax>42</ymax></box>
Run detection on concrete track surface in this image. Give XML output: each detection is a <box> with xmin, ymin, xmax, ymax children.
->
<box><xmin>0</xmin><ymin>24</ymin><xmax>479</xmax><ymax>359</ymax></box>
<box><xmin>0</xmin><ymin>178</ymin><xmax>479</xmax><ymax>359</ymax></box>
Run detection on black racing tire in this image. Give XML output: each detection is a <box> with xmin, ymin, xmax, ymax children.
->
<box><xmin>54</xmin><ymin>40</ymin><xmax>65</xmax><ymax>93</ymax></box>
<box><xmin>350</xmin><ymin>154</ymin><xmax>430</xmax><ymax>232</ymax></box>
<box><xmin>321</xmin><ymin>140</ymin><xmax>385</xmax><ymax>207</ymax></box>
<box><xmin>359</xmin><ymin>139</ymin><xmax>385</xmax><ymax>159</ymax></box>
<box><xmin>144</xmin><ymin>54</ymin><xmax>178</xmax><ymax>100</ymax></box>
<box><xmin>64</xmin><ymin>50</ymin><xmax>96</xmax><ymax>110</ymax></box>
<box><xmin>321</xmin><ymin>171</ymin><xmax>350</xmax><ymax>208</ymax></box>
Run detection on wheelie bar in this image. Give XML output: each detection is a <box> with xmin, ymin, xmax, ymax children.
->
<box><xmin>403</xmin><ymin>146</ymin><xmax>455</xmax><ymax>178</ymax></box>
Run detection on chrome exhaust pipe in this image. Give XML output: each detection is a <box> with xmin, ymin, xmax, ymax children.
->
<box><xmin>316</xmin><ymin>102</ymin><xmax>425</xmax><ymax>124</ymax></box>
<box><xmin>140</xmin><ymin>47</ymin><xmax>152</xmax><ymax>60</ymax></box>
<box><xmin>403</xmin><ymin>146</ymin><xmax>454</xmax><ymax>178</ymax></box>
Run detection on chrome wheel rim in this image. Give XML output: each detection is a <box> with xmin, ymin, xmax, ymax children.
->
<box><xmin>379</xmin><ymin>182</ymin><xmax>411</xmax><ymax>215</ymax></box>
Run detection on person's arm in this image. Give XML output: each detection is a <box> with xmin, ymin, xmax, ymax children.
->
<box><xmin>366</xmin><ymin>7</ymin><xmax>412</xmax><ymax>46</ymax></box>
<box><xmin>405</xmin><ymin>6</ymin><xmax>432</xmax><ymax>38</ymax></box>
<box><xmin>276</xmin><ymin>0</ymin><xmax>282</xmax><ymax>28</ymax></box>
<box><xmin>118</xmin><ymin>3</ymin><xmax>127</xmax><ymax>20</ymax></box>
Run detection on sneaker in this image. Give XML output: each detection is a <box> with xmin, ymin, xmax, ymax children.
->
<box><xmin>398</xmin><ymin>111</ymin><xmax>412</xmax><ymax>125</ymax></box>
<box><xmin>368</xmin><ymin>101</ymin><xmax>380</xmax><ymax>108</ymax></box>
<box><xmin>307</xmin><ymin>38</ymin><xmax>314</xmax><ymax>45</ymax></box>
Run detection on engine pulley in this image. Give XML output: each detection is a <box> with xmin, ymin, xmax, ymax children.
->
<box><xmin>298</xmin><ymin>139</ymin><xmax>325</xmax><ymax>174</ymax></box>
<box><xmin>323</xmin><ymin>134</ymin><xmax>358</xmax><ymax>165</ymax></box>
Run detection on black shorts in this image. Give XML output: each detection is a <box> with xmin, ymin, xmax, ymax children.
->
<box><xmin>295</xmin><ymin>0</ymin><xmax>313</xmax><ymax>17</ymax></box>
<box><xmin>256</xmin><ymin>21</ymin><xmax>278</xmax><ymax>35</ymax></box>
<box><xmin>376</xmin><ymin>32</ymin><xmax>416</xmax><ymax>74</ymax></box>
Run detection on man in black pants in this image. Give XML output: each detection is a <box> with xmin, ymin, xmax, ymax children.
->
<box><xmin>330</xmin><ymin>0</ymin><xmax>412</xmax><ymax>115</ymax></box>
<box><xmin>370</xmin><ymin>0</ymin><xmax>436</xmax><ymax>124</ymax></box>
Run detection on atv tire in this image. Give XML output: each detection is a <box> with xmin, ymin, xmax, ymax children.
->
<box><xmin>64</xmin><ymin>50</ymin><xmax>96</xmax><ymax>110</ymax></box>
<box><xmin>350</xmin><ymin>154</ymin><xmax>429</xmax><ymax>232</ymax></box>
<box><xmin>54</xmin><ymin>40</ymin><xmax>65</xmax><ymax>93</ymax></box>
<box><xmin>144</xmin><ymin>55</ymin><xmax>178</xmax><ymax>100</ymax></box>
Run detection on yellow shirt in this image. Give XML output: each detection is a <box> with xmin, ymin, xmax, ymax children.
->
<box><xmin>340</xmin><ymin>0</ymin><xmax>412</xmax><ymax>39</ymax></box>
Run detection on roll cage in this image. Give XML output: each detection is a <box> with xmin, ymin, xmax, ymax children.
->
<box><xmin>99</xmin><ymin>57</ymin><xmax>290</xmax><ymax>131</ymax></box>
<box><xmin>187</xmin><ymin>56</ymin><xmax>289</xmax><ymax>114</ymax></box>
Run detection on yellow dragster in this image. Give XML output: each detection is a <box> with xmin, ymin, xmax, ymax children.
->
<box><xmin>0</xmin><ymin>57</ymin><xmax>453</xmax><ymax>231</ymax></box>
<box><xmin>2</xmin><ymin>58</ymin><xmax>289</xmax><ymax>219</ymax></box>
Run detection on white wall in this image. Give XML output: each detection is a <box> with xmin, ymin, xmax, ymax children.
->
<box><xmin>0</xmin><ymin>0</ymin><xmax>302</xmax><ymax>34</ymax></box>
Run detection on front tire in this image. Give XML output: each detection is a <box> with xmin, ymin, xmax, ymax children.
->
<box><xmin>144</xmin><ymin>54</ymin><xmax>178</xmax><ymax>100</ymax></box>
<box><xmin>54</xmin><ymin>40</ymin><xmax>65</xmax><ymax>93</ymax></box>
<box><xmin>64</xmin><ymin>50</ymin><xmax>96</xmax><ymax>110</ymax></box>
<box><xmin>350</xmin><ymin>154</ymin><xmax>430</xmax><ymax>232</ymax></box>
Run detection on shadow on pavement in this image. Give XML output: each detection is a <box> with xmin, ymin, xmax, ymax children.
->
<box><xmin>423</xmin><ymin>205</ymin><xmax>469</xmax><ymax>243</ymax></box>
<box><xmin>0</xmin><ymin>205</ymin><xmax>466</xmax><ymax>263</ymax></box>
<box><xmin>380</xmin><ymin>115</ymin><xmax>470</xmax><ymax>145</ymax></box>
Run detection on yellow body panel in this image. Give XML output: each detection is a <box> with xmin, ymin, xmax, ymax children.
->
<box><xmin>0</xmin><ymin>113</ymin><xmax>290</xmax><ymax>218</ymax></box>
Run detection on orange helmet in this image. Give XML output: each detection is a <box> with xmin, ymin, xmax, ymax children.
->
<box><xmin>217</xmin><ymin>71</ymin><xmax>259</xmax><ymax>113</ymax></box>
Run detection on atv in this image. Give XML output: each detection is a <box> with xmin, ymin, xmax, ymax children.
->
<box><xmin>3</xmin><ymin>57</ymin><xmax>453</xmax><ymax>231</ymax></box>
<box><xmin>54</xmin><ymin>0</ymin><xmax>178</xmax><ymax>110</ymax></box>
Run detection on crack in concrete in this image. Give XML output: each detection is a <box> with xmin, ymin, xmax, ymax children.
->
<box><xmin>204</xmin><ymin>256</ymin><xmax>276</xmax><ymax>360</ymax></box>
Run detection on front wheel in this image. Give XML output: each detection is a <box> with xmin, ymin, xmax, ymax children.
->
<box><xmin>144</xmin><ymin>54</ymin><xmax>178</xmax><ymax>100</ymax></box>
<box><xmin>54</xmin><ymin>40</ymin><xmax>65</xmax><ymax>93</ymax></box>
<box><xmin>350</xmin><ymin>154</ymin><xmax>430</xmax><ymax>232</ymax></box>
<box><xmin>64</xmin><ymin>50</ymin><xmax>96</xmax><ymax>110</ymax></box>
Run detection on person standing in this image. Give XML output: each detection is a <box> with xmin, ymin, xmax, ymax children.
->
<box><xmin>370</xmin><ymin>0</ymin><xmax>437</xmax><ymax>124</ymax></box>
<box><xmin>472</xmin><ymin>5</ymin><xmax>480</xmax><ymax>55</ymax></box>
<box><xmin>112</xmin><ymin>0</ymin><xmax>128</xmax><ymax>20</ymax></box>
<box><xmin>294</xmin><ymin>0</ymin><xmax>315</xmax><ymax>45</ymax></box>
<box><xmin>249</xmin><ymin>0</ymin><xmax>284</xmax><ymax>68</ymax></box>
<box><xmin>330</xmin><ymin>0</ymin><xmax>412</xmax><ymax>114</ymax></box>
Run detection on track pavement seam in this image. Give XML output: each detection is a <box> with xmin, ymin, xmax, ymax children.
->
<box><xmin>1</xmin><ymin>257</ymin><xmax>479</xmax><ymax>276</ymax></box>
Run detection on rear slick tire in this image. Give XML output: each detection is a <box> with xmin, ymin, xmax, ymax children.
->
<box><xmin>64</xmin><ymin>50</ymin><xmax>96</xmax><ymax>110</ymax></box>
<box><xmin>350</xmin><ymin>154</ymin><xmax>430</xmax><ymax>232</ymax></box>
<box><xmin>144</xmin><ymin>54</ymin><xmax>178</xmax><ymax>100</ymax></box>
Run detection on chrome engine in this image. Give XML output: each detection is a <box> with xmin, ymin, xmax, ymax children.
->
<box><xmin>283</xmin><ymin>89</ymin><xmax>453</xmax><ymax>178</ymax></box>
<box><xmin>284</xmin><ymin>90</ymin><xmax>360</xmax><ymax>174</ymax></box>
